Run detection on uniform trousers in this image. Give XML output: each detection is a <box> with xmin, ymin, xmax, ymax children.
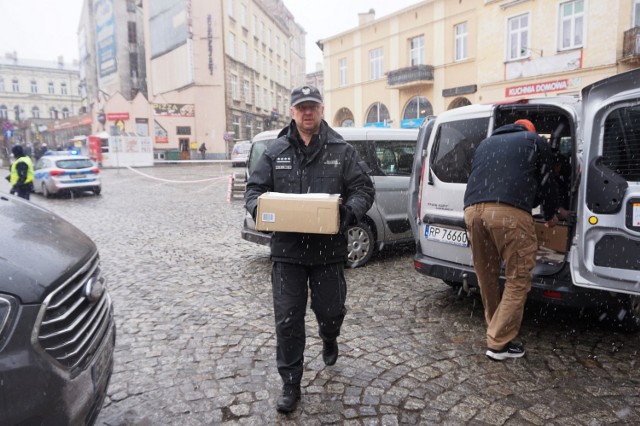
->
<box><xmin>463</xmin><ymin>203</ymin><xmax>537</xmax><ymax>350</ymax></box>
<box><xmin>271</xmin><ymin>261</ymin><xmax>347</xmax><ymax>385</ymax></box>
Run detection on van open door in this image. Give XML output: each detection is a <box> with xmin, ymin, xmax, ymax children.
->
<box><xmin>570</xmin><ymin>68</ymin><xmax>640</xmax><ymax>295</ymax></box>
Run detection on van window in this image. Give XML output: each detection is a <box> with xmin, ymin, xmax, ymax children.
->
<box><xmin>248</xmin><ymin>140</ymin><xmax>272</xmax><ymax>176</ymax></box>
<box><xmin>602</xmin><ymin>104</ymin><xmax>640</xmax><ymax>182</ymax></box>
<box><xmin>430</xmin><ymin>117</ymin><xmax>489</xmax><ymax>183</ymax></box>
<box><xmin>372</xmin><ymin>140</ymin><xmax>416</xmax><ymax>176</ymax></box>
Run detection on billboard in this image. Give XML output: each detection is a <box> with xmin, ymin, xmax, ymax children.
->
<box><xmin>149</xmin><ymin>0</ymin><xmax>189</xmax><ymax>58</ymax></box>
<box><xmin>94</xmin><ymin>0</ymin><xmax>117</xmax><ymax>78</ymax></box>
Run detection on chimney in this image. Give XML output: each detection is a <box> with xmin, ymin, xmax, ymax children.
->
<box><xmin>58</xmin><ymin>55</ymin><xmax>64</xmax><ymax>67</ymax></box>
<box><xmin>358</xmin><ymin>9</ymin><xmax>375</xmax><ymax>26</ymax></box>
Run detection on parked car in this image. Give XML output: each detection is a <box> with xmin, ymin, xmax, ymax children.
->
<box><xmin>0</xmin><ymin>192</ymin><xmax>115</xmax><ymax>424</ymax></box>
<box><xmin>409</xmin><ymin>68</ymin><xmax>640</xmax><ymax>329</ymax></box>
<box><xmin>231</xmin><ymin>141</ymin><xmax>252</xmax><ymax>167</ymax></box>
<box><xmin>241</xmin><ymin>127</ymin><xmax>420</xmax><ymax>267</ymax></box>
<box><xmin>34</xmin><ymin>152</ymin><xmax>101</xmax><ymax>197</ymax></box>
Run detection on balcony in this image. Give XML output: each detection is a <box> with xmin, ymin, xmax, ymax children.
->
<box><xmin>621</xmin><ymin>27</ymin><xmax>640</xmax><ymax>63</ymax></box>
<box><xmin>387</xmin><ymin>65</ymin><xmax>434</xmax><ymax>88</ymax></box>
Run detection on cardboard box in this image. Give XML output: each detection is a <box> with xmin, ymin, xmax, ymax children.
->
<box><xmin>535</xmin><ymin>221</ymin><xmax>569</xmax><ymax>253</ymax></box>
<box><xmin>255</xmin><ymin>192</ymin><xmax>341</xmax><ymax>234</ymax></box>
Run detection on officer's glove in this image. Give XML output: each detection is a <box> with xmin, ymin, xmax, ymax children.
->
<box><xmin>339</xmin><ymin>205</ymin><xmax>356</xmax><ymax>234</ymax></box>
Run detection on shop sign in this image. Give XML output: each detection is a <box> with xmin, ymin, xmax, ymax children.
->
<box><xmin>505</xmin><ymin>78</ymin><xmax>582</xmax><ymax>97</ymax></box>
<box><xmin>106</xmin><ymin>112</ymin><xmax>130</xmax><ymax>121</ymax></box>
<box><xmin>153</xmin><ymin>103</ymin><xmax>195</xmax><ymax>117</ymax></box>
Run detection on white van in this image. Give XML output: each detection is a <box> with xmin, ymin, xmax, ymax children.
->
<box><xmin>410</xmin><ymin>68</ymin><xmax>640</xmax><ymax>329</ymax></box>
<box><xmin>242</xmin><ymin>127</ymin><xmax>420</xmax><ymax>267</ymax></box>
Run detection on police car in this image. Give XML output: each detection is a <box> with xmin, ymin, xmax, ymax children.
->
<box><xmin>34</xmin><ymin>151</ymin><xmax>102</xmax><ymax>197</ymax></box>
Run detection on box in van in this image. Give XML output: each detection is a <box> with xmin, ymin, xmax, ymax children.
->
<box><xmin>409</xmin><ymin>68</ymin><xmax>640</xmax><ymax>329</ymax></box>
<box><xmin>241</xmin><ymin>127</ymin><xmax>419</xmax><ymax>267</ymax></box>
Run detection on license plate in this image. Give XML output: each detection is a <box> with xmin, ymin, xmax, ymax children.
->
<box><xmin>72</xmin><ymin>174</ymin><xmax>86</xmax><ymax>179</ymax></box>
<box><xmin>424</xmin><ymin>224</ymin><xmax>468</xmax><ymax>247</ymax></box>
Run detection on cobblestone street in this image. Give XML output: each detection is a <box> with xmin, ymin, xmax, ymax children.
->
<box><xmin>3</xmin><ymin>164</ymin><xmax>639</xmax><ymax>425</ymax></box>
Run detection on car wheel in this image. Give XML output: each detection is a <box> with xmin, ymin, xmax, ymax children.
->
<box><xmin>93</xmin><ymin>187</ymin><xmax>102</xmax><ymax>196</ymax></box>
<box><xmin>42</xmin><ymin>183</ymin><xmax>51</xmax><ymax>198</ymax></box>
<box><xmin>607</xmin><ymin>295</ymin><xmax>640</xmax><ymax>332</ymax></box>
<box><xmin>346</xmin><ymin>221</ymin><xmax>375</xmax><ymax>268</ymax></box>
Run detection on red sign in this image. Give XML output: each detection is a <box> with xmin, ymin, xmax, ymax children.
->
<box><xmin>106</xmin><ymin>112</ymin><xmax>130</xmax><ymax>121</ymax></box>
<box><xmin>505</xmin><ymin>78</ymin><xmax>581</xmax><ymax>98</ymax></box>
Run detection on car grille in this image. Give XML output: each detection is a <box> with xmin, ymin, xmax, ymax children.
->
<box><xmin>38</xmin><ymin>252</ymin><xmax>113</xmax><ymax>373</ymax></box>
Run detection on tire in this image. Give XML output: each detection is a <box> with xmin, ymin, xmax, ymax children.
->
<box><xmin>42</xmin><ymin>183</ymin><xmax>51</xmax><ymax>198</ymax></box>
<box><xmin>607</xmin><ymin>296</ymin><xmax>640</xmax><ymax>332</ymax></box>
<box><xmin>346</xmin><ymin>221</ymin><xmax>375</xmax><ymax>268</ymax></box>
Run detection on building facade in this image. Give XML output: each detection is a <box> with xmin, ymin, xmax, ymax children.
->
<box><xmin>0</xmin><ymin>53</ymin><xmax>86</xmax><ymax>157</ymax></box>
<box><xmin>321</xmin><ymin>0</ymin><xmax>640</xmax><ymax>128</ymax></box>
<box><xmin>75</xmin><ymin>0</ymin><xmax>305</xmax><ymax>160</ymax></box>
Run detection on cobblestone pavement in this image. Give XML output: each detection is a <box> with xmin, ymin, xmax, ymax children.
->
<box><xmin>3</xmin><ymin>164</ymin><xmax>639</xmax><ymax>425</ymax></box>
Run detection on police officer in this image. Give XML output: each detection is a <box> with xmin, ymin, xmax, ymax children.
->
<box><xmin>9</xmin><ymin>145</ymin><xmax>34</xmax><ymax>200</ymax></box>
<box><xmin>244</xmin><ymin>85</ymin><xmax>374</xmax><ymax>413</ymax></box>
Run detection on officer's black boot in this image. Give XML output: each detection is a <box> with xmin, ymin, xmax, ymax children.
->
<box><xmin>322</xmin><ymin>339</ymin><xmax>339</xmax><ymax>366</ymax></box>
<box><xmin>276</xmin><ymin>384</ymin><xmax>301</xmax><ymax>413</ymax></box>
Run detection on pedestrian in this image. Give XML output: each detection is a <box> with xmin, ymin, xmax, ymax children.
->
<box><xmin>35</xmin><ymin>143</ymin><xmax>48</xmax><ymax>161</ymax></box>
<box><xmin>244</xmin><ymin>85</ymin><xmax>375</xmax><ymax>413</ymax></box>
<box><xmin>463</xmin><ymin>119</ymin><xmax>559</xmax><ymax>361</ymax></box>
<box><xmin>198</xmin><ymin>142</ymin><xmax>207</xmax><ymax>160</ymax></box>
<box><xmin>8</xmin><ymin>145</ymin><xmax>35</xmax><ymax>200</ymax></box>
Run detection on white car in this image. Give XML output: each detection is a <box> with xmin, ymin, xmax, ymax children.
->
<box><xmin>34</xmin><ymin>152</ymin><xmax>102</xmax><ymax>197</ymax></box>
<box><xmin>231</xmin><ymin>141</ymin><xmax>251</xmax><ymax>167</ymax></box>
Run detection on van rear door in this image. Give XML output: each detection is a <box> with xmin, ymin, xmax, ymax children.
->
<box><xmin>570</xmin><ymin>68</ymin><xmax>640</xmax><ymax>295</ymax></box>
<box><xmin>417</xmin><ymin>107</ymin><xmax>492</xmax><ymax>267</ymax></box>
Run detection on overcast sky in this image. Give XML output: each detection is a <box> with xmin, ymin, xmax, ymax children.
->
<box><xmin>0</xmin><ymin>0</ymin><xmax>422</xmax><ymax>72</ymax></box>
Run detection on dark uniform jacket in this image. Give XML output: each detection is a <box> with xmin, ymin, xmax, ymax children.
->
<box><xmin>245</xmin><ymin>120</ymin><xmax>375</xmax><ymax>265</ymax></box>
<box><xmin>464</xmin><ymin>123</ymin><xmax>559</xmax><ymax>220</ymax></box>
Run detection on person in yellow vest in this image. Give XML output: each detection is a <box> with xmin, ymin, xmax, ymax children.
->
<box><xmin>9</xmin><ymin>145</ymin><xmax>34</xmax><ymax>200</ymax></box>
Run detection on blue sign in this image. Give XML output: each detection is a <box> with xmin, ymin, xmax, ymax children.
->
<box><xmin>4</xmin><ymin>129</ymin><xmax>13</xmax><ymax>138</ymax></box>
<box><xmin>401</xmin><ymin>118</ymin><xmax>425</xmax><ymax>128</ymax></box>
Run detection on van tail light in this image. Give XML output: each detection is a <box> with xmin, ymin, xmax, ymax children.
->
<box><xmin>90</xmin><ymin>167</ymin><xmax>100</xmax><ymax>174</ymax></box>
<box><xmin>416</xmin><ymin>160</ymin><xmax>427</xmax><ymax>222</ymax></box>
<box><xmin>49</xmin><ymin>170</ymin><xmax>65</xmax><ymax>176</ymax></box>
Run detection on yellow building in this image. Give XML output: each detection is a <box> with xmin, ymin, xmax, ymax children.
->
<box><xmin>320</xmin><ymin>0</ymin><xmax>640</xmax><ymax>128</ymax></box>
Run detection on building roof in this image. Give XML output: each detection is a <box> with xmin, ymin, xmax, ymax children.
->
<box><xmin>0</xmin><ymin>56</ymin><xmax>79</xmax><ymax>72</ymax></box>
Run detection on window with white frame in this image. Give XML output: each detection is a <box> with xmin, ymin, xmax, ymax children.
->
<box><xmin>231</xmin><ymin>75</ymin><xmax>238</xmax><ymax>100</ymax></box>
<box><xmin>227</xmin><ymin>0</ymin><xmax>234</xmax><ymax>18</ymax></box>
<box><xmin>635</xmin><ymin>0</ymin><xmax>640</xmax><ymax>26</ymax></box>
<box><xmin>369</xmin><ymin>48</ymin><xmax>384</xmax><ymax>80</ymax></box>
<box><xmin>255</xmin><ymin>84</ymin><xmax>261</xmax><ymax>107</ymax></box>
<box><xmin>48</xmin><ymin>82</ymin><xmax>54</xmax><ymax>94</ymax></box>
<box><xmin>0</xmin><ymin>78</ymin><xmax>4</xmax><ymax>92</ymax></box>
<box><xmin>263</xmin><ymin>88</ymin><xmax>268</xmax><ymax>110</ymax></box>
<box><xmin>30</xmin><ymin>80</ymin><xmax>38</xmax><ymax>93</ymax></box>
<box><xmin>244</xmin><ymin>79</ymin><xmax>251</xmax><ymax>104</ymax></box>
<box><xmin>507</xmin><ymin>13</ymin><xmax>529</xmax><ymax>60</ymax></box>
<box><xmin>455</xmin><ymin>22</ymin><xmax>468</xmax><ymax>61</ymax></box>
<box><xmin>232</xmin><ymin>115</ymin><xmax>240</xmax><ymax>139</ymax></box>
<box><xmin>32</xmin><ymin>106</ymin><xmax>40</xmax><ymax>118</ymax></box>
<box><xmin>0</xmin><ymin>105</ymin><xmax>7</xmax><ymax>119</ymax></box>
<box><xmin>240</xmin><ymin>3</ymin><xmax>246</xmax><ymax>28</ymax></box>
<box><xmin>242</xmin><ymin>41</ymin><xmax>248</xmax><ymax>63</ymax></box>
<box><xmin>253</xmin><ymin>15</ymin><xmax>257</xmax><ymax>36</ymax></box>
<box><xmin>12</xmin><ymin>79</ymin><xmax>19</xmax><ymax>92</ymax></box>
<box><xmin>409</xmin><ymin>35</ymin><xmax>425</xmax><ymax>66</ymax></box>
<box><xmin>339</xmin><ymin>58</ymin><xmax>347</xmax><ymax>87</ymax></box>
<box><xmin>49</xmin><ymin>107</ymin><xmax>57</xmax><ymax>119</ymax></box>
<box><xmin>62</xmin><ymin>107</ymin><xmax>70</xmax><ymax>118</ymax></box>
<box><xmin>228</xmin><ymin>32</ymin><xmax>236</xmax><ymax>57</ymax></box>
<box><xmin>61</xmin><ymin>83</ymin><xmax>68</xmax><ymax>95</ymax></box>
<box><xmin>559</xmin><ymin>0</ymin><xmax>584</xmax><ymax>50</ymax></box>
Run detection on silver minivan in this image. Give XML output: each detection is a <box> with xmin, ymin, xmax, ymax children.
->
<box><xmin>409</xmin><ymin>68</ymin><xmax>640</xmax><ymax>329</ymax></box>
<box><xmin>241</xmin><ymin>127</ymin><xmax>419</xmax><ymax>267</ymax></box>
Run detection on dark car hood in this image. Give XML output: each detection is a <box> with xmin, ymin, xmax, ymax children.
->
<box><xmin>0</xmin><ymin>194</ymin><xmax>96</xmax><ymax>304</ymax></box>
